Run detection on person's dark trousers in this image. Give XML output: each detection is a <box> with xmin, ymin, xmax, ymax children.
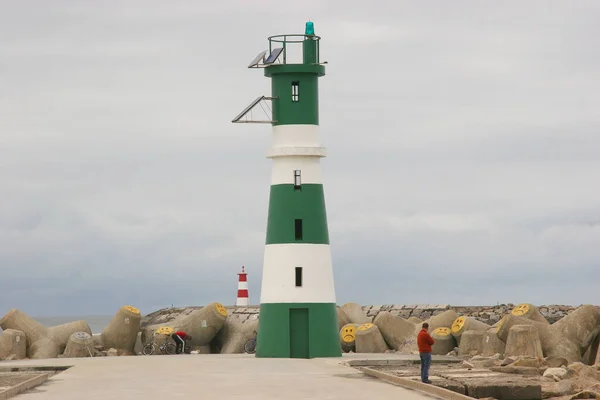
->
<box><xmin>171</xmin><ymin>334</ymin><xmax>185</xmax><ymax>354</ymax></box>
<box><xmin>420</xmin><ymin>352</ymin><xmax>432</xmax><ymax>383</ymax></box>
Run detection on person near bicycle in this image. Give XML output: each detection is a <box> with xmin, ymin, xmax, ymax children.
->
<box><xmin>171</xmin><ymin>331</ymin><xmax>192</xmax><ymax>354</ymax></box>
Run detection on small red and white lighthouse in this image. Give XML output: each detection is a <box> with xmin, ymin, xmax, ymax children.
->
<box><xmin>236</xmin><ymin>266</ymin><xmax>249</xmax><ymax>306</ymax></box>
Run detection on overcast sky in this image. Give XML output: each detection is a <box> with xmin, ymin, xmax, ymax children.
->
<box><xmin>1</xmin><ymin>1</ymin><xmax>599</xmax><ymax>317</ymax></box>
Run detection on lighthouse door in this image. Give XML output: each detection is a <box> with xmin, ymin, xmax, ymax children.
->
<box><xmin>289</xmin><ymin>308</ymin><xmax>309</xmax><ymax>358</ymax></box>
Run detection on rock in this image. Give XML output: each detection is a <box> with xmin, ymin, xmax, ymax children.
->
<box><xmin>340</xmin><ymin>303</ymin><xmax>370</xmax><ymax>325</ymax></box>
<box><xmin>501</xmin><ymin>357</ymin><xmax>517</xmax><ymax>366</ymax></box>
<box><xmin>500</xmin><ymin>305</ymin><xmax>600</xmax><ymax>364</ymax></box>
<box><xmin>490</xmin><ymin>365</ymin><xmax>542</xmax><ymax>376</ymax></box>
<box><xmin>372</xmin><ymin>311</ymin><xmax>416</xmax><ymax>351</ymax></box>
<box><xmin>0</xmin><ymin>329</ymin><xmax>27</xmax><ymax>360</ymax></box>
<box><xmin>541</xmin><ymin>379</ymin><xmax>575</xmax><ymax>398</ymax></box>
<box><xmin>431</xmin><ymin>327</ymin><xmax>457</xmax><ymax>355</ymax></box>
<box><xmin>29</xmin><ymin>337</ymin><xmax>60</xmax><ymax>359</ymax></box>
<box><xmin>101</xmin><ymin>305</ymin><xmax>142</xmax><ymax>354</ymax></box>
<box><xmin>569</xmin><ymin>389</ymin><xmax>600</xmax><ymax>399</ymax></box>
<box><xmin>482</xmin><ymin>327</ymin><xmax>506</xmax><ymax>357</ymax></box>
<box><xmin>510</xmin><ymin>303</ymin><xmax>550</xmax><ymax>324</ymax></box>
<box><xmin>106</xmin><ymin>348</ymin><xmax>118</xmax><ymax>356</ymax></box>
<box><xmin>424</xmin><ymin>310</ymin><xmax>459</xmax><ymax>332</ymax></box>
<box><xmin>544</xmin><ymin>367</ymin><xmax>569</xmax><ymax>381</ymax></box>
<box><xmin>355</xmin><ymin>323</ymin><xmax>388</xmax><ymax>353</ymax></box>
<box><xmin>63</xmin><ymin>331</ymin><xmax>95</xmax><ymax>358</ymax></box>
<box><xmin>505</xmin><ymin>325</ymin><xmax>544</xmax><ymax>359</ymax></box>
<box><xmin>567</xmin><ymin>362</ymin><xmax>600</xmax><ymax>381</ymax></box>
<box><xmin>513</xmin><ymin>357</ymin><xmax>542</xmax><ymax>368</ymax></box>
<box><xmin>218</xmin><ymin>319</ymin><xmax>258</xmax><ymax>354</ymax></box>
<box><xmin>458</xmin><ymin>330</ymin><xmax>484</xmax><ymax>357</ymax></box>
<box><xmin>451</xmin><ymin>316</ymin><xmax>491</xmax><ymax>345</ymax></box>
<box><xmin>407</xmin><ymin>316</ymin><xmax>422</xmax><ymax>324</ymax></box>
<box><xmin>464</xmin><ymin>379</ymin><xmax>542</xmax><ymax>399</ymax></box>
<box><xmin>337</xmin><ymin>307</ymin><xmax>351</xmax><ymax>330</ymax></box>
<box><xmin>47</xmin><ymin>320</ymin><xmax>92</xmax><ymax>353</ymax></box>
<box><xmin>174</xmin><ymin>302</ymin><xmax>228</xmax><ymax>347</ymax></box>
<box><xmin>134</xmin><ymin>332</ymin><xmax>143</xmax><ymax>355</ymax></box>
<box><xmin>546</xmin><ymin>356</ymin><xmax>569</xmax><ymax>368</ymax></box>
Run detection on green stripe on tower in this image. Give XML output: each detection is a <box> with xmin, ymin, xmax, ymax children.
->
<box><xmin>266</xmin><ymin>184</ymin><xmax>329</xmax><ymax>245</ymax></box>
<box><xmin>255</xmin><ymin>302</ymin><xmax>341</xmax><ymax>358</ymax></box>
<box><xmin>265</xmin><ymin>63</ymin><xmax>324</xmax><ymax>126</ymax></box>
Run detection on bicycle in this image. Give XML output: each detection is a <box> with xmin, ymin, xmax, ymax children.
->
<box><xmin>142</xmin><ymin>340</ymin><xmax>177</xmax><ymax>356</ymax></box>
<box><xmin>244</xmin><ymin>338</ymin><xmax>257</xmax><ymax>354</ymax></box>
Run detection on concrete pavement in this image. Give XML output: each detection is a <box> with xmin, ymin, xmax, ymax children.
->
<box><xmin>0</xmin><ymin>354</ymin><xmax>439</xmax><ymax>399</ymax></box>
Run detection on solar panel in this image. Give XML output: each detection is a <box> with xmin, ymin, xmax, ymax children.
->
<box><xmin>247</xmin><ymin>50</ymin><xmax>267</xmax><ymax>68</ymax></box>
<box><xmin>264</xmin><ymin>47</ymin><xmax>284</xmax><ymax>64</ymax></box>
<box><xmin>231</xmin><ymin>96</ymin><xmax>265</xmax><ymax>123</ymax></box>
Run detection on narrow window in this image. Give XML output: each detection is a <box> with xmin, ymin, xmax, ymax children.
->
<box><xmin>292</xmin><ymin>81</ymin><xmax>299</xmax><ymax>102</ymax></box>
<box><xmin>294</xmin><ymin>219</ymin><xmax>303</xmax><ymax>240</ymax></box>
<box><xmin>295</xmin><ymin>267</ymin><xmax>303</xmax><ymax>287</ymax></box>
<box><xmin>293</xmin><ymin>169</ymin><xmax>301</xmax><ymax>190</ymax></box>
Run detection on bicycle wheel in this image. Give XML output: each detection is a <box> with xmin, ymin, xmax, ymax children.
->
<box><xmin>142</xmin><ymin>343</ymin><xmax>156</xmax><ymax>356</ymax></box>
<box><xmin>244</xmin><ymin>339</ymin><xmax>256</xmax><ymax>354</ymax></box>
<box><xmin>164</xmin><ymin>342</ymin><xmax>177</xmax><ymax>355</ymax></box>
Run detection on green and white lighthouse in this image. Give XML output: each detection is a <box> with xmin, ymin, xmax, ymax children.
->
<box><xmin>232</xmin><ymin>22</ymin><xmax>341</xmax><ymax>359</ymax></box>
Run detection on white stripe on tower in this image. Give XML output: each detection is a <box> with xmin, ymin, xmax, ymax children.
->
<box><xmin>260</xmin><ymin>244</ymin><xmax>335</xmax><ymax>303</ymax></box>
<box><xmin>268</xmin><ymin>125</ymin><xmax>325</xmax><ymax>185</ymax></box>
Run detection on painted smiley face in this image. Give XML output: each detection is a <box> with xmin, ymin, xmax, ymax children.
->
<box><xmin>340</xmin><ymin>325</ymin><xmax>357</xmax><ymax>343</ymax></box>
<box><xmin>451</xmin><ymin>317</ymin><xmax>465</xmax><ymax>333</ymax></box>
<box><xmin>124</xmin><ymin>305</ymin><xmax>140</xmax><ymax>314</ymax></box>
<box><xmin>511</xmin><ymin>304</ymin><xmax>530</xmax><ymax>316</ymax></box>
<box><xmin>215</xmin><ymin>303</ymin><xmax>228</xmax><ymax>316</ymax></box>
<box><xmin>357</xmin><ymin>323</ymin><xmax>374</xmax><ymax>331</ymax></box>
<box><xmin>155</xmin><ymin>326</ymin><xmax>174</xmax><ymax>335</ymax></box>
<box><xmin>433</xmin><ymin>327</ymin><xmax>451</xmax><ymax>337</ymax></box>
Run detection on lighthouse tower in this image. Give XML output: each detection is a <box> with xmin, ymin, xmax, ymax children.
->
<box><xmin>236</xmin><ymin>266</ymin><xmax>249</xmax><ymax>306</ymax></box>
<box><xmin>232</xmin><ymin>22</ymin><xmax>340</xmax><ymax>358</ymax></box>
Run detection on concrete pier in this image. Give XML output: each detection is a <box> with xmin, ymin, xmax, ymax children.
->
<box><xmin>0</xmin><ymin>354</ymin><xmax>438</xmax><ymax>399</ymax></box>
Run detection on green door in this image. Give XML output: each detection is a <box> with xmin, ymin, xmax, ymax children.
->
<box><xmin>289</xmin><ymin>308</ymin><xmax>309</xmax><ymax>358</ymax></box>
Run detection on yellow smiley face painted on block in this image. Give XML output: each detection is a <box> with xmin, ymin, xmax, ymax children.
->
<box><xmin>433</xmin><ymin>327</ymin><xmax>451</xmax><ymax>336</ymax></box>
<box><xmin>451</xmin><ymin>317</ymin><xmax>465</xmax><ymax>333</ymax></box>
<box><xmin>155</xmin><ymin>326</ymin><xmax>174</xmax><ymax>335</ymax></box>
<box><xmin>357</xmin><ymin>323</ymin><xmax>373</xmax><ymax>331</ymax></box>
<box><xmin>215</xmin><ymin>303</ymin><xmax>228</xmax><ymax>316</ymax></box>
<box><xmin>124</xmin><ymin>305</ymin><xmax>140</xmax><ymax>314</ymax></box>
<box><xmin>511</xmin><ymin>304</ymin><xmax>530</xmax><ymax>316</ymax></box>
<box><xmin>340</xmin><ymin>325</ymin><xmax>357</xmax><ymax>343</ymax></box>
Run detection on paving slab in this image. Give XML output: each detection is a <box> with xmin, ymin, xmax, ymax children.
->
<box><xmin>0</xmin><ymin>354</ymin><xmax>438</xmax><ymax>399</ymax></box>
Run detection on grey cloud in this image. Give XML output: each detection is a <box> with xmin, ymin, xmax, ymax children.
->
<box><xmin>1</xmin><ymin>1</ymin><xmax>599</xmax><ymax>317</ymax></box>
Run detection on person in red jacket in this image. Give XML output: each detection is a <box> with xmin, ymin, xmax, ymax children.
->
<box><xmin>171</xmin><ymin>331</ymin><xmax>192</xmax><ymax>354</ymax></box>
<box><xmin>417</xmin><ymin>322</ymin><xmax>435</xmax><ymax>383</ymax></box>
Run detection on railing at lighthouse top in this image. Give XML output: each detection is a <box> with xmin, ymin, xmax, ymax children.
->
<box><xmin>265</xmin><ymin>33</ymin><xmax>321</xmax><ymax>66</ymax></box>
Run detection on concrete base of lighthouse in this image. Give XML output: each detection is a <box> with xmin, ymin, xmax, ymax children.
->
<box><xmin>256</xmin><ymin>302</ymin><xmax>341</xmax><ymax>358</ymax></box>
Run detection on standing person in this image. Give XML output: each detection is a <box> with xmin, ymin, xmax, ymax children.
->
<box><xmin>417</xmin><ymin>322</ymin><xmax>435</xmax><ymax>384</ymax></box>
<box><xmin>171</xmin><ymin>331</ymin><xmax>192</xmax><ymax>354</ymax></box>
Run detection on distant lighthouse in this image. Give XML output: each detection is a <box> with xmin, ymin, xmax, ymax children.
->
<box><xmin>232</xmin><ymin>21</ymin><xmax>340</xmax><ymax>358</ymax></box>
<box><xmin>236</xmin><ymin>266</ymin><xmax>249</xmax><ymax>306</ymax></box>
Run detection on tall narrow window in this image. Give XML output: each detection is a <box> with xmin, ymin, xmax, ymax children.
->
<box><xmin>292</xmin><ymin>81</ymin><xmax>299</xmax><ymax>102</ymax></box>
<box><xmin>294</xmin><ymin>169</ymin><xmax>301</xmax><ymax>190</ymax></box>
<box><xmin>294</xmin><ymin>219</ymin><xmax>303</xmax><ymax>240</ymax></box>
<box><xmin>295</xmin><ymin>267</ymin><xmax>303</xmax><ymax>287</ymax></box>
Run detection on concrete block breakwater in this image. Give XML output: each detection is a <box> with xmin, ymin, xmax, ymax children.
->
<box><xmin>141</xmin><ymin>303</ymin><xmax>577</xmax><ymax>328</ymax></box>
